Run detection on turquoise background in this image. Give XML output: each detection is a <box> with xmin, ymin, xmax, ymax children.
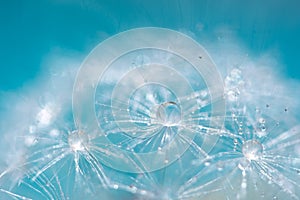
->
<box><xmin>1</xmin><ymin>0</ymin><xmax>300</xmax><ymax>90</ymax></box>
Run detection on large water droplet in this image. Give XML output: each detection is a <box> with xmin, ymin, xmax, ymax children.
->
<box><xmin>242</xmin><ymin>140</ymin><xmax>263</xmax><ymax>161</ymax></box>
<box><xmin>155</xmin><ymin>101</ymin><xmax>181</xmax><ymax>126</ymax></box>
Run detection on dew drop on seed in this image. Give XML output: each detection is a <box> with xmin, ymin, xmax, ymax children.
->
<box><xmin>241</xmin><ymin>181</ymin><xmax>247</xmax><ymax>189</ymax></box>
<box><xmin>242</xmin><ymin>140</ymin><xmax>263</xmax><ymax>161</ymax></box>
<box><xmin>113</xmin><ymin>184</ymin><xmax>119</xmax><ymax>189</ymax></box>
<box><xmin>204</xmin><ymin>160</ymin><xmax>211</xmax><ymax>166</ymax></box>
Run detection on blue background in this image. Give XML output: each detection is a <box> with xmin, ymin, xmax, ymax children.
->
<box><xmin>1</xmin><ymin>0</ymin><xmax>300</xmax><ymax>90</ymax></box>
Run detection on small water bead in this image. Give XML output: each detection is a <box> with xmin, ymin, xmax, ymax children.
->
<box><xmin>204</xmin><ymin>161</ymin><xmax>211</xmax><ymax>166</ymax></box>
<box><xmin>258</xmin><ymin>118</ymin><xmax>265</xmax><ymax>124</ymax></box>
<box><xmin>255</xmin><ymin>107</ymin><xmax>261</xmax><ymax>113</ymax></box>
<box><xmin>242</xmin><ymin>140</ymin><xmax>263</xmax><ymax>161</ymax></box>
<box><xmin>238</xmin><ymin>121</ymin><xmax>244</xmax><ymax>135</ymax></box>
<box><xmin>256</xmin><ymin>118</ymin><xmax>268</xmax><ymax>137</ymax></box>
<box><xmin>217</xmin><ymin>166</ymin><xmax>223</xmax><ymax>171</ymax></box>
<box><xmin>113</xmin><ymin>184</ymin><xmax>119</xmax><ymax>190</ymax></box>
<box><xmin>217</xmin><ymin>163</ymin><xmax>224</xmax><ymax>171</ymax></box>
<box><xmin>241</xmin><ymin>180</ymin><xmax>247</xmax><ymax>189</ymax></box>
<box><xmin>234</xmin><ymin>138</ymin><xmax>238</xmax><ymax>145</ymax></box>
<box><xmin>238</xmin><ymin>127</ymin><xmax>243</xmax><ymax>135</ymax></box>
<box><xmin>233</xmin><ymin>138</ymin><xmax>239</xmax><ymax>151</ymax></box>
<box><xmin>260</xmin><ymin>124</ymin><xmax>266</xmax><ymax>132</ymax></box>
<box><xmin>256</xmin><ymin>130</ymin><xmax>267</xmax><ymax>138</ymax></box>
<box><xmin>204</xmin><ymin>157</ymin><xmax>212</xmax><ymax>166</ymax></box>
<box><xmin>129</xmin><ymin>185</ymin><xmax>137</xmax><ymax>193</ymax></box>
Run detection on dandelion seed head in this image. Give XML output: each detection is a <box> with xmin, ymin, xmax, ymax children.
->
<box><xmin>1</xmin><ymin>26</ymin><xmax>300</xmax><ymax>200</ymax></box>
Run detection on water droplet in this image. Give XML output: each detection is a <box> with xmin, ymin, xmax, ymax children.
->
<box><xmin>241</xmin><ymin>181</ymin><xmax>247</xmax><ymax>189</ymax></box>
<box><xmin>260</xmin><ymin>124</ymin><xmax>266</xmax><ymax>132</ymax></box>
<box><xmin>255</xmin><ymin>107</ymin><xmax>260</xmax><ymax>113</ymax></box>
<box><xmin>238</xmin><ymin>127</ymin><xmax>243</xmax><ymax>135</ymax></box>
<box><xmin>217</xmin><ymin>165</ymin><xmax>223</xmax><ymax>171</ymax></box>
<box><xmin>242</xmin><ymin>140</ymin><xmax>263</xmax><ymax>161</ymax></box>
<box><xmin>130</xmin><ymin>185</ymin><xmax>137</xmax><ymax>193</ymax></box>
<box><xmin>233</xmin><ymin>138</ymin><xmax>238</xmax><ymax>145</ymax></box>
<box><xmin>156</xmin><ymin>101</ymin><xmax>181</xmax><ymax>126</ymax></box>
<box><xmin>258</xmin><ymin>118</ymin><xmax>265</xmax><ymax>124</ymax></box>
<box><xmin>204</xmin><ymin>160</ymin><xmax>211</xmax><ymax>166</ymax></box>
<box><xmin>113</xmin><ymin>184</ymin><xmax>119</xmax><ymax>189</ymax></box>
